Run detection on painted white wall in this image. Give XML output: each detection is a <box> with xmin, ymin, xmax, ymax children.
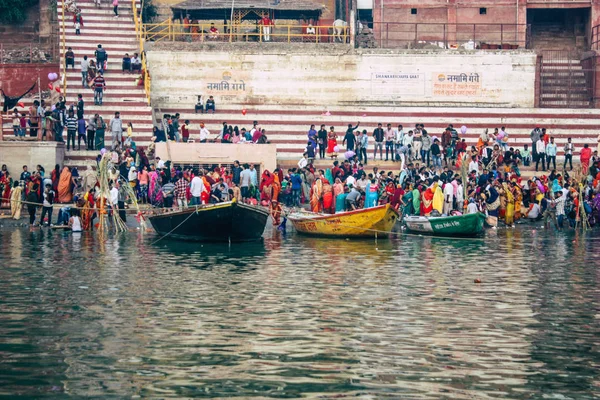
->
<box><xmin>146</xmin><ymin>48</ymin><xmax>537</xmax><ymax>108</ymax></box>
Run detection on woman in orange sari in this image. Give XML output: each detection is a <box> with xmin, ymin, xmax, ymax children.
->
<box><xmin>272</xmin><ymin>172</ymin><xmax>281</xmax><ymax>202</ymax></box>
<box><xmin>201</xmin><ymin>174</ymin><xmax>211</xmax><ymax>205</ymax></box>
<box><xmin>421</xmin><ymin>187</ymin><xmax>434</xmax><ymax>216</ymax></box>
<box><xmin>310</xmin><ymin>173</ymin><xmax>323</xmax><ymax>213</ymax></box>
<box><xmin>321</xmin><ymin>176</ymin><xmax>333</xmax><ymax>213</ymax></box>
<box><xmin>57</xmin><ymin>166</ymin><xmax>73</xmax><ymax>203</ymax></box>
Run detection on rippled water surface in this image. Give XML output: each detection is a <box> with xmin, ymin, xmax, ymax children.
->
<box><xmin>1</xmin><ymin>225</ymin><xmax>600</xmax><ymax>399</ymax></box>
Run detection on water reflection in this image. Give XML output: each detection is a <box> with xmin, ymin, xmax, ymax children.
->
<box><xmin>0</xmin><ymin>227</ymin><xmax>599</xmax><ymax>398</ymax></box>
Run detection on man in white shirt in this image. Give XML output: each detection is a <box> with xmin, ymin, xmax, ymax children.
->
<box><xmin>80</xmin><ymin>55</ymin><xmax>90</xmax><ymax>88</ymax></box>
<box><xmin>190</xmin><ymin>171</ymin><xmax>204</xmax><ymax>205</ymax></box>
<box><xmin>298</xmin><ymin>153</ymin><xmax>308</xmax><ymax>169</ymax></box>
<box><xmin>199</xmin><ymin>123</ymin><xmax>210</xmax><ymax>143</ymax></box>
<box><xmin>239</xmin><ymin>164</ymin><xmax>252</xmax><ymax>201</ymax></box>
<box><xmin>110</xmin><ymin>183</ymin><xmax>119</xmax><ymax>210</ymax></box>
<box><xmin>535</xmin><ymin>138</ymin><xmax>546</xmax><ymax>171</ymax></box>
<box><xmin>443</xmin><ymin>182</ymin><xmax>454</xmax><ymax>215</ymax></box>
<box><xmin>402</xmin><ymin>130</ymin><xmax>414</xmax><ymax>160</ymax></box>
<box><xmin>346</xmin><ymin>174</ymin><xmax>356</xmax><ymax>188</ymax></box>
<box><xmin>468</xmin><ymin>155</ymin><xmax>479</xmax><ymax>176</ymax></box>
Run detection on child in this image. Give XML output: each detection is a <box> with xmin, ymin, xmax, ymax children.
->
<box><xmin>305</xmin><ymin>141</ymin><xmax>315</xmax><ymax>164</ymax></box>
<box><xmin>74</xmin><ymin>21</ymin><xmax>81</xmax><ymax>35</ymax></box>
<box><xmin>12</xmin><ymin>109</ymin><xmax>20</xmax><ymax>137</ymax></box>
<box><xmin>19</xmin><ymin>113</ymin><xmax>27</xmax><ymax>137</ymax></box>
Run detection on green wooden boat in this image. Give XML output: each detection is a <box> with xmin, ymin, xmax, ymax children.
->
<box><xmin>403</xmin><ymin>212</ymin><xmax>486</xmax><ymax>237</ymax></box>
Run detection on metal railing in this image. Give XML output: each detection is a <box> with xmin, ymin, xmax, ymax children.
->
<box><xmin>591</xmin><ymin>24</ymin><xmax>600</xmax><ymax>51</ymax></box>
<box><xmin>60</xmin><ymin>0</ymin><xmax>67</xmax><ymax>98</ymax></box>
<box><xmin>144</xmin><ymin>20</ymin><xmax>350</xmax><ymax>44</ymax></box>
<box><xmin>131</xmin><ymin>0</ymin><xmax>151</xmax><ymax>106</ymax></box>
<box><xmin>365</xmin><ymin>23</ymin><xmax>531</xmax><ymax>50</ymax></box>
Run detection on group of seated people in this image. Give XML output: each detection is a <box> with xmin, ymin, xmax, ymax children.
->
<box><xmin>194</xmin><ymin>95</ymin><xmax>216</xmax><ymax>114</ymax></box>
<box><xmin>122</xmin><ymin>53</ymin><xmax>142</xmax><ymax>73</ymax></box>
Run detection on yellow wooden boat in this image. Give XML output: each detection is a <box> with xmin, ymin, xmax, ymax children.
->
<box><xmin>288</xmin><ymin>204</ymin><xmax>400</xmax><ymax>238</ymax></box>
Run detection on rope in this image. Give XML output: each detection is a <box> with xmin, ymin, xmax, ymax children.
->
<box><xmin>149</xmin><ymin>207</ymin><xmax>199</xmax><ymax>245</ymax></box>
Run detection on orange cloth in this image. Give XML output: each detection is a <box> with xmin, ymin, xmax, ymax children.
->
<box><xmin>57</xmin><ymin>166</ymin><xmax>72</xmax><ymax>203</ymax></box>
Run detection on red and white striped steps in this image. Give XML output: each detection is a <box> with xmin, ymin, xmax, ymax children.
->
<box><xmin>154</xmin><ymin>106</ymin><xmax>600</xmax><ymax>159</ymax></box>
<box><xmin>56</xmin><ymin>0</ymin><xmax>152</xmax><ymax>168</ymax></box>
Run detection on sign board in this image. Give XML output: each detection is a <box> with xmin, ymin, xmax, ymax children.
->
<box><xmin>432</xmin><ymin>72</ymin><xmax>482</xmax><ymax>97</ymax></box>
<box><xmin>371</xmin><ymin>73</ymin><xmax>426</xmax><ymax>96</ymax></box>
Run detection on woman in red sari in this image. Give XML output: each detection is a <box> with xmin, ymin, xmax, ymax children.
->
<box><xmin>326</xmin><ymin>128</ymin><xmax>337</xmax><ymax>159</ymax></box>
<box><xmin>51</xmin><ymin>164</ymin><xmax>61</xmax><ymax>193</ymax></box>
<box><xmin>0</xmin><ymin>172</ymin><xmax>12</xmax><ymax>208</ymax></box>
<box><xmin>260</xmin><ymin>170</ymin><xmax>274</xmax><ymax>203</ymax></box>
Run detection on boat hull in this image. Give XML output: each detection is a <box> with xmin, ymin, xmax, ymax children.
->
<box><xmin>404</xmin><ymin>212</ymin><xmax>486</xmax><ymax>237</ymax></box>
<box><xmin>148</xmin><ymin>201</ymin><xmax>269</xmax><ymax>242</ymax></box>
<box><xmin>289</xmin><ymin>204</ymin><xmax>399</xmax><ymax>238</ymax></box>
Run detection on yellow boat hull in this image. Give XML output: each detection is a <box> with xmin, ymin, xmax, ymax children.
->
<box><xmin>289</xmin><ymin>204</ymin><xmax>400</xmax><ymax>238</ymax></box>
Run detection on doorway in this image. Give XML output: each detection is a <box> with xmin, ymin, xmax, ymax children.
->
<box><xmin>527</xmin><ymin>7</ymin><xmax>590</xmax><ymax>51</ymax></box>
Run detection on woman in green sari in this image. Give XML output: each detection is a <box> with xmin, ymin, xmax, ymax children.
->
<box><xmin>412</xmin><ymin>185</ymin><xmax>421</xmax><ymax>216</ymax></box>
<box><xmin>402</xmin><ymin>183</ymin><xmax>414</xmax><ymax>216</ymax></box>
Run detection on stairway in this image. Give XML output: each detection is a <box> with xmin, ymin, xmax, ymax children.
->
<box><xmin>57</xmin><ymin>0</ymin><xmax>154</xmax><ymax>168</ymax></box>
<box><xmin>531</xmin><ymin>24</ymin><xmax>579</xmax><ymax>51</ymax></box>
<box><xmin>539</xmin><ymin>51</ymin><xmax>593</xmax><ymax>109</ymax></box>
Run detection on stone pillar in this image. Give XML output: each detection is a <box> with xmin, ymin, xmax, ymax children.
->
<box><xmin>447</xmin><ymin>0</ymin><xmax>457</xmax><ymax>46</ymax></box>
<box><xmin>38</xmin><ymin>0</ymin><xmax>52</xmax><ymax>43</ymax></box>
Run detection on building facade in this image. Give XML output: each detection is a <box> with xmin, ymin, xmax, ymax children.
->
<box><xmin>367</xmin><ymin>0</ymin><xmax>600</xmax><ymax>50</ymax></box>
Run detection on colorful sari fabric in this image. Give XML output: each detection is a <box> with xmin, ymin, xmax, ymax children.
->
<box><xmin>10</xmin><ymin>186</ymin><xmax>22</xmax><ymax>219</ymax></box>
<box><xmin>504</xmin><ymin>183</ymin><xmax>515</xmax><ymax>225</ymax></box>
<box><xmin>364</xmin><ymin>183</ymin><xmax>379</xmax><ymax>209</ymax></box>
<box><xmin>57</xmin><ymin>166</ymin><xmax>73</xmax><ymax>203</ymax></box>
<box><xmin>322</xmin><ymin>178</ymin><xmax>333</xmax><ymax>213</ymax></box>
<box><xmin>335</xmin><ymin>193</ymin><xmax>347</xmax><ymax>213</ymax></box>
<box><xmin>421</xmin><ymin>188</ymin><xmax>434</xmax><ymax>216</ymax></box>
<box><xmin>432</xmin><ymin>184</ymin><xmax>444</xmax><ymax>214</ymax></box>
<box><xmin>412</xmin><ymin>189</ymin><xmax>421</xmax><ymax>215</ymax></box>
<box><xmin>0</xmin><ymin>175</ymin><xmax>12</xmax><ymax>208</ymax></box>
<box><xmin>51</xmin><ymin>168</ymin><xmax>60</xmax><ymax>193</ymax></box>
<box><xmin>332</xmin><ymin>180</ymin><xmax>344</xmax><ymax>211</ymax></box>
<box><xmin>272</xmin><ymin>174</ymin><xmax>281</xmax><ymax>202</ymax></box>
<box><xmin>390</xmin><ymin>187</ymin><xmax>404</xmax><ymax>211</ymax></box>
<box><xmin>401</xmin><ymin>190</ymin><xmax>413</xmax><ymax>216</ymax></box>
<box><xmin>310</xmin><ymin>178</ymin><xmax>323</xmax><ymax>213</ymax></box>
<box><xmin>326</xmin><ymin>132</ymin><xmax>337</xmax><ymax>157</ymax></box>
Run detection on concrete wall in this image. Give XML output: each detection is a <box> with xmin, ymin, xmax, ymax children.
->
<box><xmin>146</xmin><ymin>44</ymin><xmax>537</xmax><ymax>108</ymax></box>
<box><xmin>0</xmin><ymin>142</ymin><xmax>65</xmax><ymax>175</ymax></box>
<box><xmin>155</xmin><ymin>142</ymin><xmax>278</xmax><ymax>172</ymax></box>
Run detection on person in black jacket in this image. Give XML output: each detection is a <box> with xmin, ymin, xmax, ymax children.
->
<box><xmin>27</xmin><ymin>184</ymin><xmax>40</xmax><ymax>226</ymax></box>
<box><xmin>317</xmin><ymin>124</ymin><xmax>328</xmax><ymax>159</ymax></box>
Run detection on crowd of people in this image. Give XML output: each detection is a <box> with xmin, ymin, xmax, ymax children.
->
<box><xmin>3</xmin><ymin>118</ymin><xmax>600</xmax><ymax>232</ymax></box>
<box><xmin>294</xmin><ymin>123</ymin><xmax>600</xmax><ymax>230</ymax></box>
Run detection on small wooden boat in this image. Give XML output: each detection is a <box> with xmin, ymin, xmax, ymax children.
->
<box><xmin>288</xmin><ymin>204</ymin><xmax>399</xmax><ymax>238</ymax></box>
<box><xmin>403</xmin><ymin>212</ymin><xmax>486</xmax><ymax>237</ymax></box>
<box><xmin>148</xmin><ymin>200</ymin><xmax>269</xmax><ymax>242</ymax></box>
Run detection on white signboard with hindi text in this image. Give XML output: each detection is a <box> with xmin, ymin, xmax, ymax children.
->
<box><xmin>371</xmin><ymin>73</ymin><xmax>426</xmax><ymax>96</ymax></box>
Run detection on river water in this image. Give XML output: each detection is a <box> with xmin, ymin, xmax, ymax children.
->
<box><xmin>1</xmin><ymin>225</ymin><xmax>599</xmax><ymax>399</ymax></box>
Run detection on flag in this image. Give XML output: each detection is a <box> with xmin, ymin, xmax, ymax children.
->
<box><xmin>1</xmin><ymin>82</ymin><xmax>37</xmax><ymax>112</ymax></box>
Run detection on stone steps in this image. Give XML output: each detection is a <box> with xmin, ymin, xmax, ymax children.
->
<box><xmin>55</xmin><ymin>0</ymin><xmax>152</xmax><ymax>167</ymax></box>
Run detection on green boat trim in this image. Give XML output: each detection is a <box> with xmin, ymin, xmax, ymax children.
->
<box><xmin>404</xmin><ymin>212</ymin><xmax>487</xmax><ymax>237</ymax></box>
